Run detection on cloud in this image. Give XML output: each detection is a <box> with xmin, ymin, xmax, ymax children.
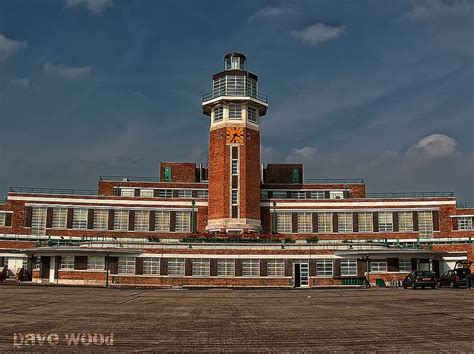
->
<box><xmin>0</xmin><ymin>34</ymin><xmax>27</xmax><ymax>61</ymax></box>
<box><xmin>406</xmin><ymin>134</ymin><xmax>458</xmax><ymax>158</ymax></box>
<box><xmin>286</xmin><ymin>146</ymin><xmax>318</xmax><ymax>162</ymax></box>
<box><xmin>10</xmin><ymin>78</ymin><xmax>31</xmax><ymax>88</ymax></box>
<box><xmin>400</xmin><ymin>0</ymin><xmax>474</xmax><ymax>21</ymax></box>
<box><xmin>291</xmin><ymin>23</ymin><xmax>345</xmax><ymax>45</ymax></box>
<box><xmin>65</xmin><ymin>0</ymin><xmax>113</xmax><ymax>13</ymax></box>
<box><xmin>249</xmin><ymin>6</ymin><xmax>296</xmax><ymax>22</ymax></box>
<box><xmin>43</xmin><ymin>62</ymin><xmax>92</xmax><ymax>79</ymax></box>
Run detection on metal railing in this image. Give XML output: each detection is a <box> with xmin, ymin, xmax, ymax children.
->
<box><xmin>202</xmin><ymin>90</ymin><xmax>269</xmax><ymax>103</ymax></box>
<box><xmin>100</xmin><ymin>176</ymin><xmax>161</xmax><ymax>182</ymax></box>
<box><xmin>457</xmin><ymin>202</ymin><xmax>474</xmax><ymax>209</ymax></box>
<box><xmin>0</xmin><ymin>197</ymin><xmax>6</xmax><ymax>204</ymax></box>
<box><xmin>9</xmin><ymin>186</ymin><xmax>97</xmax><ymax>196</ymax></box>
<box><xmin>303</xmin><ymin>178</ymin><xmax>364</xmax><ymax>184</ymax></box>
<box><xmin>365</xmin><ymin>192</ymin><xmax>455</xmax><ymax>198</ymax></box>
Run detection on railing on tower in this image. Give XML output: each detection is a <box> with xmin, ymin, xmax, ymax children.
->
<box><xmin>457</xmin><ymin>202</ymin><xmax>474</xmax><ymax>209</ymax></box>
<box><xmin>202</xmin><ymin>90</ymin><xmax>268</xmax><ymax>103</ymax></box>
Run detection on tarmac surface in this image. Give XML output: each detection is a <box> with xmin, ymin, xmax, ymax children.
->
<box><xmin>0</xmin><ymin>284</ymin><xmax>473</xmax><ymax>352</ymax></box>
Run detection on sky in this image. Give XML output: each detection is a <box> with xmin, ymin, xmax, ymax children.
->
<box><xmin>0</xmin><ymin>0</ymin><xmax>473</xmax><ymax>201</ymax></box>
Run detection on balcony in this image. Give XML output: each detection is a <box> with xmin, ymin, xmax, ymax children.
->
<box><xmin>365</xmin><ymin>192</ymin><xmax>455</xmax><ymax>198</ymax></box>
<box><xmin>202</xmin><ymin>90</ymin><xmax>269</xmax><ymax>104</ymax></box>
<box><xmin>303</xmin><ymin>178</ymin><xmax>365</xmax><ymax>184</ymax></box>
<box><xmin>457</xmin><ymin>202</ymin><xmax>474</xmax><ymax>209</ymax></box>
<box><xmin>9</xmin><ymin>186</ymin><xmax>97</xmax><ymax>196</ymax></box>
<box><xmin>100</xmin><ymin>175</ymin><xmax>161</xmax><ymax>182</ymax></box>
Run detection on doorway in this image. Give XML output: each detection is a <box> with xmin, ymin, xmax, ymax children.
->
<box><xmin>293</xmin><ymin>261</ymin><xmax>309</xmax><ymax>288</ymax></box>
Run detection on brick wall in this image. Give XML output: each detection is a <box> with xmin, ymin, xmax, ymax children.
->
<box><xmin>160</xmin><ymin>162</ymin><xmax>198</xmax><ymax>183</ymax></box>
<box><xmin>239</xmin><ymin>128</ymin><xmax>260</xmax><ymax>220</ymax></box>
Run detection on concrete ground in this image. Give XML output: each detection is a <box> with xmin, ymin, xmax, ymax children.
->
<box><xmin>0</xmin><ymin>284</ymin><xmax>473</xmax><ymax>352</ymax></box>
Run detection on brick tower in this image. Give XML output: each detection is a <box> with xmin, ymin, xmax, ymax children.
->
<box><xmin>202</xmin><ymin>53</ymin><xmax>268</xmax><ymax>233</ymax></box>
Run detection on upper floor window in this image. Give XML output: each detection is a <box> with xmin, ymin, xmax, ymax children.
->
<box><xmin>140</xmin><ymin>189</ymin><xmax>154</xmax><ymax>198</ymax></box>
<box><xmin>231</xmin><ymin>189</ymin><xmax>238</xmax><ymax>205</ymax></box>
<box><xmin>276</xmin><ymin>212</ymin><xmax>292</xmax><ymax>233</ymax></box>
<box><xmin>52</xmin><ymin>208</ymin><xmax>67</xmax><ymax>229</ymax></box>
<box><xmin>196</xmin><ymin>190</ymin><xmax>208</xmax><ymax>199</ymax></box>
<box><xmin>338</xmin><ymin>213</ymin><xmax>353</xmax><ymax>233</ymax></box>
<box><xmin>418</xmin><ymin>211</ymin><xmax>433</xmax><ymax>237</ymax></box>
<box><xmin>272</xmin><ymin>191</ymin><xmax>287</xmax><ymax>199</ymax></box>
<box><xmin>226</xmin><ymin>75</ymin><xmax>245</xmax><ymax>96</ymax></box>
<box><xmin>318</xmin><ymin>212</ymin><xmax>333</xmax><ymax>233</ymax></box>
<box><xmin>213</xmin><ymin>106</ymin><xmax>223</xmax><ymax>122</ymax></box>
<box><xmin>458</xmin><ymin>217</ymin><xmax>473</xmax><ymax>230</ymax></box>
<box><xmin>378</xmin><ymin>212</ymin><xmax>393</xmax><ymax>232</ymax></box>
<box><xmin>158</xmin><ymin>190</ymin><xmax>173</xmax><ymax>198</ymax></box>
<box><xmin>398</xmin><ymin>212</ymin><xmax>413</xmax><ymax>231</ymax></box>
<box><xmin>309</xmin><ymin>191</ymin><xmax>326</xmax><ymax>199</ymax></box>
<box><xmin>121</xmin><ymin>188</ymin><xmax>135</xmax><ymax>197</ymax></box>
<box><xmin>297</xmin><ymin>212</ymin><xmax>312</xmax><ymax>233</ymax></box>
<box><xmin>329</xmin><ymin>191</ymin><xmax>344</xmax><ymax>199</ymax></box>
<box><xmin>134</xmin><ymin>210</ymin><xmax>150</xmax><ymax>231</ymax></box>
<box><xmin>155</xmin><ymin>211</ymin><xmax>170</xmax><ymax>232</ymax></box>
<box><xmin>114</xmin><ymin>210</ymin><xmax>129</xmax><ymax>230</ymax></box>
<box><xmin>175</xmin><ymin>211</ymin><xmax>191</xmax><ymax>232</ymax></box>
<box><xmin>177</xmin><ymin>190</ymin><xmax>192</xmax><ymax>198</ymax></box>
<box><xmin>358</xmin><ymin>212</ymin><xmax>373</xmax><ymax>232</ymax></box>
<box><xmin>229</xmin><ymin>104</ymin><xmax>242</xmax><ymax>119</ymax></box>
<box><xmin>0</xmin><ymin>213</ymin><xmax>4</xmax><ymax>227</ymax></box>
<box><xmin>247</xmin><ymin>106</ymin><xmax>258</xmax><ymax>123</ymax></box>
<box><xmin>73</xmin><ymin>208</ymin><xmax>88</xmax><ymax>229</ymax></box>
<box><xmin>290</xmin><ymin>191</ymin><xmax>305</xmax><ymax>199</ymax></box>
<box><xmin>31</xmin><ymin>207</ymin><xmax>47</xmax><ymax>236</ymax></box>
<box><xmin>93</xmin><ymin>209</ymin><xmax>108</xmax><ymax>230</ymax></box>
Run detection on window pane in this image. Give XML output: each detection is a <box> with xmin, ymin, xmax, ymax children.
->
<box><xmin>358</xmin><ymin>212</ymin><xmax>373</xmax><ymax>232</ymax></box>
<box><xmin>60</xmin><ymin>256</ymin><xmax>74</xmax><ymax>270</ymax></box>
<box><xmin>155</xmin><ymin>211</ymin><xmax>170</xmax><ymax>232</ymax></box>
<box><xmin>398</xmin><ymin>212</ymin><xmax>413</xmax><ymax>231</ymax></box>
<box><xmin>247</xmin><ymin>106</ymin><xmax>258</xmax><ymax>123</ymax></box>
<box><xmin>341</xmin><ymin>259</ymin><xmax>357</xmax><ymax>276</ymax></box>
<box><xmin>458</xmin><ymin>217</ymin><xmax>473</xmax><ymax>230</ymax></box>
<box><xmin>118</xmin><ymin>257</ymin><xmax>135</xmax><ymax>274</ymax></box>
<box><xmin>217</xmin><ymin>259</ymin><xmax>235</xmax><ymax>276</ymax></box>
<box><xmin>338</xmin><ymin>213</ymin><xmax>353</xmax><ymax>233</ymax></box>
<box><xmin>267</xmin><ymin>259</ymin><xmax>285</xmax><ymax>277</ymax></box>
<box><xmin>297</xmin><ymin>213</ymin><xmax>312</xmax><ymax>233</ymax></box>
<box><xmin>175</xmin><ymin>212</ymin><xmax>191</xmax><ymax>232</ymax></box>
<box><xmin>229</xmin><ymin>104</ymin><xmax>242</xmax><ymax>119</ymax></box>
<box><xmin>318</xmin><ymin>212</ymin><xmax>333</xmax><ymax>233</ymax></box>
<box><xmin>276</xmin><ymin>212</ymin><xmax>292</xmax><ymax>233</ymax></box>
<box><xmin>399</xmin><ymin>259</ymin><xmax>411</xmax><ymax>272</ymax></box>
<box><xmin>370</xmin><ymin>260</ymin><xmax>387</xmax><ymax>272</ymax></box>
<box><xmin>134</xmin><ymin>210</ymin><xmax>149</xmax><ymax>231</ymax></box>
<box><xmin>316</xmin><ymin>259</ymin><xmax>333</xmax><ymax>276</ymax></box>
<box><xmin>52</xmin><ymin>208</ymin><xmax>67</xmax><ymax>229</ymax></box>
<box><xmin>114</xmin><ymin>210</ymin><xmax>129</xmax><ymax>230</ymax></box>
<box><xmin>177</xmin><ymin>190</ymin><xmax>192</xmax><ymax>198</ymax></box>
<box><xmin>87</xmin><ymin>256</ymin><xmax>104</xmax><ymax>270</ymax></box>
<box><xmin>167</xmin><ymin>258</ymin><xmax>185</xmax><ymax>276</ymax></box>
<box><xmin>242</xmin><ymin>259</ymin><xmax>260</xmax><ymax>276</ymax></box>
<box><xmin>378</xmin><ymin>212</ymin><xmax>393</xmax><ymax>232</ymax></box>
<box><xmin>93</xmin><ymin>209</ymin><xmax>109</xmax><ymax>230</ymax></box>
<box><xmin>143</xmin><ymin>258</ymin><xmax>160</xmax><ymax>275</ymax></box>
<box><xmin>192</xmin><ymin>258</ymin><xmax>210</xmax><ymax>276</ymax></box>
<box><xmin>418</xmin><ymin>211</ymin><xmax>433</xmax><ymax>237</ymax></box>
<box><xmin>309</xmin><ymin>191</ymin><xmax>326</xmax><ymax>199</ymax></box>
<box><xmin>31</xmin><ymin>207</ymin><xmax>47</xmax><ymax>235</ymax></box>
<box><xmin>73</xmin><ymin>209</ymin><xmax>88</xmax><ymax>229</ymax></box>
<box><xmin>140</xmin><ymin>189</ymin><xmax>154</xmax><ymax>198</ymax></box>
<box><xmin>121</xmin><ymin>188</ymin><xmax>135</xmax><ymax>197</ymax></box>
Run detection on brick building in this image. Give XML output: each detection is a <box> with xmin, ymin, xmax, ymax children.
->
<box><xmin>0</xmin><ymin>53</ymin><xmax>473</xmax><ymax>288</ymax></box>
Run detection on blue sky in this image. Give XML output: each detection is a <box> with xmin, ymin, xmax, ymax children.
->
<box><xmin>0</xmin><ymin>0</ymin><xmax>473</xmax><ymax>201</ymax></box>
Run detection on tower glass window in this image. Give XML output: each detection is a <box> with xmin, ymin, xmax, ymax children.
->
<box><xmin>226</xmin><ymin>75</ymin><xmax>245</xmax><ymax>96</ymax></box>
<box><xmin>213</xmin><ymin>77</ymin><xmax>226</xmax><ymax>97</ymax></box>
<box><xmin>229</xmin><ymin>104</ymin><xmax>242</xmax><ymax>119</ymax></box>
<box><xmin>247</xmin><ymin>106</ymin><xmax>258</xmax><ymax>123</ymax></box>
<box><xmin>213</xmin><ymin>106</ymin><xmax>223</xmax><ymax>122</ymax></box>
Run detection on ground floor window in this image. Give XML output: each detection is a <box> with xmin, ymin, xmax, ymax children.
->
<box><xmin>370</xmin><ymin>260</ymin><xmax>387</xmax><ymax>272</ymax></box>
<box><xmin>143</xmin><ymin>258</ymin><xmax>160</xmax><ymax>275</ymax></box>
<box><xmin>192</xmin><ymin>258</ymin><xmax>210</xmax><ymax>276</ymax></box>
<box><xmin>87</xmin><ymin>256</ymin><xmax>105</xmax><ymax>270</ymax></box>
<box><xmin>399</xmin><ymin>258</ymin><xmax>411</xmax><ymax>272</ymax></box>
<box><xmin>341</xmin><ymin>259</ymin><xmax>357</xmax><ymax>276</ymax></box>
<box><xmin>458</xmin><ymin>217</ymin><xmax>473</xmax><ymax>230</ymax></box>
<box><xmin>217</xmin><ymin>259</ymin><xmax>235</xmax><ymax>276</ymax></box>
<box><xmin>267</xmin><ymin>259</ymin><xmax>285</xmax><ymax>277</ymax></box>
<box><xmin>316</xmin><ymin>259</ymin><xmax>333</xmax><ymax>276</ymax></box>
<box><xmin>168</xmin><ymin>258</ymin><xmax>185</xmax><ymax>276</ymax></box>
<box><xmin>118</xmin><ymin>257</ymin><xmax>136</xmax><ymax>275</ymax></box>
<box><xmin>242</xmin><ymin>259</ymin><xmax>260</xmax><ymax>277</ymax></box>
<box><xmin>60</xmin><ymin>256</ymin><xmax>74</xmax><ymax>270</ymax></box>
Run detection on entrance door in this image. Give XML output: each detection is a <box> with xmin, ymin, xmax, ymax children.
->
<box><xmin>300</xmin><ymin>262</ymin><xmax>309</xmax><ymax>287</ymax></box>
<box><xmin>294</xmin><ymin>264</ymin><xmax>301</xmax><ymax>287</ymax></box>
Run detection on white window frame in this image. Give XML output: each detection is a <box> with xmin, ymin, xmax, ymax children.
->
<box><xmin>267</xmin><ymin>259</ymin><xmax>285</xmax><ymax>277</ymax></box>
<box><xmin>175</xmin><ymin>212</ymin><xmax>191</xmax><ymax>232</ymax></box>
<box><xmin>242</xmin><ymin>259</ymin><xmax>260</xmax><ymax>277</ymax></box>
<box><xmin>399</xmin><ymin>259</ymin><xmax>411</xmax><ymax>272</ymax></box>
<box><xmin>318</xmin><ymin>212</ymin><xmax>333</xmax><ymax>233</ymax></box>
<box><xmin>73</xmin><ymin>208</ymin><xmax>88</xmax><ymax>229</ymax></box>
<box><xmin>378</xmin><ymin>212</ymin><xmax>393</xmax><ymax>232</ymax></box>
<box><xmin>340</xmin><ymin>259</ymin><xmax>357</xmax><ymax>276</ymax></box>
<box><xmin>52</xmin><ymin>208</ymin><xmax>67</xmax><ymax>229</ymax></box>
<box><xmin>31</xmin><ymin>207</ymin><xmax>47</xmax><ymax>236</ymax></box>
<box><xmin>398</xmin><ymin>211</ymin><xmax>413</xmax><ymax>231</ymax></box>
<box><xmin>228</xmin><ymin>103</ymin><xmax>242</xmax><ymax>119</ymax></box>
<box><xmin>309</xmin><ymin>191</ymin><xmax>326</xmax><ymax>199</ymax></box>
<box><xmin>87</xmin><ymin>256</ymin><xmax>105</xmax><ymax>271</ymax></box>
<box><xmin>60</xmin><ymin>256</ymin><xmax>74</xmax><ymax>270</ymax></box>
<box><xmin>143</xmin><ymin>258</ymin><xmax>160</xmax><ymax>275</ymax></box>
<box><xmin>167</xmin><ymin>258</ymin><xmax>185</xmax><ymax>276</ymax></box>
<box><xmin>297</xmin><ymin>212</ymin><xmax>312</xmax><ymax>233</ymax></box>
<box><xmin>217</xmin><ymin>259</ymin><xmax>235</xmax><ymax>277</ymax></box>
<box><xmin>134</xmin><ymin>210</ymin><xmax>150</xmax><ymax>231</ymax></box>
<box><xmin>338</xmin><ymin>212</ymin><xmax>353</xmax><ymax>233</ymax></box>
<box><xmin>192</xmin><ymin>258</ymin><xmax>210</xmax><ymax>277</ymax></box>
<box><xmin>276</xmin><ymin>212</ymin><xmax>292</xmax><ymax>233</ymax></box>
<box><xmin>177</xmin><ymin>190</ymin><xmax>192</xmax><ymax>198</ymax></box>
<box><xmin>370</xmin><ymin>260</ymin><xmax>387</xmax><ymax>273</ymax></box>
<box><xmin>158</xmin><ymin>190</ymin><xmax>173</xmax><ymax>198</ymax></box>
<box><xmin>114</xmin><ymin>210</ymin><xmax>129</xmax><ymax>231</ymax></box>
<box><xmin>155</xmin><ymin>211</ymin><xmax>170</xmax><ymax>232</ymax></box>
<box><xmin>418</xmin><ymin>211</ymin><xmax>433</xmax><ymax>237</ymax></box>
<box><xmin>213</xmin><ymin>106</ymin><xmax>224</xmax><ymax>122</ymax></box>
<box><xmin>458</xmin><ymin>217</ymin><xmax>473</xmax><ymax>230</ymax></box>
<box><xmin>358</xmin><ymin>212</ymin><xmax>373</xmax><ymax>232</ymax></box>
<box><xmin>196</xmin><ymin>190</ymin><xmax>208</xmax><ymax>199</ymax></box>
<box><xmin>140</xmin><ymin>189</ymin><xmax>154</xmax><ymax>198</ymax></box>
<box><xmin>316</xmin><ymin>259</ymin><xmax>333</xmax><ymax>276</ymax></box>
<box><xmin>247</xmin><ymin>106</ymin><xmax>258</xmax><ymax>123</ymax></box>
<box><xmin>118</xmin><ymin>257</ymin><xmax>136</xmax><ymax>275</ymax></box>
<box><xmin>93</xmin><ymin>209</ymin><xmax>109</xmax><ymax>230</ymax></box>
<box><xmin>120</xmin><ymin>188</ymin><xmax>135</xmax><ymax>197</ymax></box>
<box><xmin>0</xmin><ymin>213</ymin><xmax>5</xmax><ymax>227</ymax></box>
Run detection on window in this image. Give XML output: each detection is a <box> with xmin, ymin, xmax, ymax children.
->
<box><xmin>34</xmin><ymin>258</ymin><xmax>40</xmax><ymax>270</ymax></box>
<box><xmin>167</xmin><ymin>258</ymin><xmax>185</xmax><ymax>276</ymax></box>
<box><xmin>155</xmin><ymin>211</ymin><xmax>170</xmax><ymax>232</ymax></box>
<box><xmin>247</xmin><ymin>106</ymin><xmax>257</xmax><ymax>123</ymax></box>
<box><xmin>231</xmin><ymin>160</ymin><xmax>238</xmax><ymax>175</ymax></box>
<box><xmin>338</xmin><ymin>213</ymin><xmax>353</xmax><ymax>233</ymax></box>
<box><xmin>232</xmin><ymin>190</ymin><xmax>238</xmax><ymax>205</ymax></box>
<box><xmin>378</xmin><ymin>212</ymin><xmax>393</xmax><ymax>232</ymax></box>
<box><xmin>458</xmin><ymin>217</ymin><xmax>473</xmax><ymax>230</ymax></box>
<box><xmin>309</xmin><ymin>191</ymin><xmax>326</xmax><ymax>199</ymax></box>
<box><xmin>213</xmin><ymin>77</ymin><xmax>226</xmax><ymax>97</ymax></box>
<box><xmin>60</xmin><ymin>256</ymin><xmax>74</xmax><ymax>270</ymax></box>
<box><xmin>398</xmin><ymin>212</ymin><xmax>413</xmax><ymax>231</ymax></box>
<box><xmin>87</xmin><ymin>256</ymin><xmax>104</xmax><ymax>270</ymax></box>
<box><xmin>217</xmin><ymin>259</ymin><xmax>235</xmax><ymax>276</ymax></box>
<box><xmin>73</xmin><ymin>209</ymin><xmax>88</xmax><ymax>229</ymax></box>
<box><xmin>399</xmin><ymin>259</ymin><xmax>411</xmax><ymax>272</ymax></box>
<box><xmin>114</xmin><ymin>210</ymin><xmax>129</xmax><ymax>230</ymax></box>
<box><xmin>196</xmin><ymin>190</ymin><xmax>208</xmax><ymax>199</ymax></box>
<box><xmin>318</xmin><ymin>213</ymin><xmax>333</xmax><ymax>233</ymax></box>
<box><xmin>120</xmin><ymin>188</ymin><xmax>135</xmax><ymax>197</ymax></box>
<box><xmin>267</xmin><ymin>259</ymin><xmax>285</xmax><ymax>277</ymax></box>
<box><xmin>229</xmin><ymin>104</ymin><xmax>242</xmax><ymax>119</ymax></box>
<box><xmin>52</xmin><ymin>208</ymin><xmax>67</xmax><ymax>229</ymax></box>
<box><xmin>242</xmin><ymin>259</ymin><xmax>260</xmax><ymax>276</ymax></box>
<box><xmin>213</xmin><ymin>106</ymin><xmax>223</xmax><ymax>122</ymax></box>
<box><xmin>418</xmin><ymin>211</ymin><xmax>433</xmax><ymax>237</ymax></box>
<box><xmin>177</xmin><ymin>190</ymin><xmax>192</xmax><ymax>198</ymax></box>
<box><xmin>192</xmin><ymin>258</ymin><xmax>210</xmax><ymax>276</ymax></box>
<box><xmin>0</xmin><ymin>213</ymin><xmax>4</xmax><ymax>227</ymax></box>
<box><xmin>358</xmin><ymin>212</ymin><xmax>373</xmax><ymax>232</ymax></box>
<box><xmin>329</xmin><ymin>191</ymin><xmax>344</xmax><ymax>199</ymax></box>
<box><xmin>31</xmin><ymin>207</ymin><xmax>47</xmax><ymax>235</ymax></box>
<box><xmin>118</xmin><ymin>257</ymin><xmax>135</xmax><ymax>274</ymax></box>
<box><xmin>226</xmin><ymin>75</ymin><xmax>245</xmax><ymax>96</ymax></box>
<box><xmin>140</xmin><ymin>189</ymin><xmax>154</xmax><ymax>198</ymax></box>
<box><xmin>143</xmin><ymin>258</ymin><xmax>160</xmax><ymax>275</ymax></box>
<box><xmin>316</xmin><ymin>259</ymin><xmax>333</xmax><ymax>276</ymax></box>
<box><xmin>158</xmin><ymin>190</ymin><xmax>172</xmax><ymax>198</ymax></box>
<box><xmin>134</xmin><ymin>210</ymin><xmax>149</xmax><ymax>231</ymax></box>
<box><xmin>93</xmin><ymin>209</ymin><xmax>108</xmax><ymax>230</ymax></box>
<box><xmin>246</xmin><ymin>77</ymin><xmax>257</xmax><ymax>98</ymax></box>
<box><xmin>341</xmin><ymin>259</ymin><xmax>357</xmax><ymax>276</ymax></box>
<box><xmin>175</xmin><ymin>212</ymin><xmax>191</xmax><ymax>232</ymax></box>
<box><xmin>272</xmin><ymin>191</ymin><xmax>287</xmax><ymax>199</ymax></box>
<box><xmin>297</xmin><ymin>213</ymin><xmax>312</xmax><ymax>233</ymax></box>
<box><xmin>276</xmin><ymin>212</ymin><xmax>292</xmax><ymax>233</ymax></box>
<box><xmin>260</xmin><ymin>191</ymin><xmax>269</xmax><ymax>200</ymax></box>
<box><xmin>370</xmin><ymin>260</ymin><xmax>387</xmax><ymax>272</ymax></box>
<box><xmin>290</xmin><ymin>191</ymin><xmax>305</xmax><ymax>199</ymax></box>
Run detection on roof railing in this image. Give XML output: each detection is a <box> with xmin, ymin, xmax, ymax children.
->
<box><xmin>100</xmin><ymin>176</ymin><xmax>161</xmax><ymax>182</ymax></box>
<box><xmin>9</xmin><ymin>186</ymin><xmax>97</xmax><ymax>196</ymax></box>
<box><xmin>365</xmin><ymin>192</ymin><xmax>455</xmax><ymax>198</ymax></box>
<box><xmin>457</xmin><ymin>202</ymin><xmax>474</xmax><ymax>209</ymax></box>
<box><xmin>202</xmin><ymin>90</ymin><xmax>269</xmax><ymax>103</ymax></box>
<box><xmin>302</xmin><ymin>178</ymin><xmax>364</xmax><ymax>184</ymax></box>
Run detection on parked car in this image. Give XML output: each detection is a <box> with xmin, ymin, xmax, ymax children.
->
<box><xmin>403</xmin><ymin>270</ymin><xmax>436</xmax><ymax>289</ymax></box>
<box><xmin>436</xmin><ymin>261</ymin><xmax>472</xmax><ymax>288</ymax></box>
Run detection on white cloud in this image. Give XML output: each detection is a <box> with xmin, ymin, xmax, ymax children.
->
<box><xmin>249</xmin><ymin>6</ymin><xmax>296</xmax><ymax>22</ymax></box>
<box><xmin>401</xmin><ymin>0</ymin><xmax>474</xmax><ymax>21</ymax></box>
<box><xmin>291</xmin><ymin>23</ymin><xmax>345</xmax><ymax>45</ymax></box>
<box><xmin>406</xmin><ymin>134</ymin><xmax>458</xmax><ymax>158</ymax></box>
<box><xmin>286</xmin><ymin>146</ymin><xmax>318</xmax><ymax>162</ymax></box>
<box><xmin>0</xmin><ymin>34</ymin><xmax>27</xmax><ymax>61</ymax></box>
<box><xmin>65</xmin><ymin>0</ymin><xmax>113</xmax><ymax>13</ymax></box>
<box><xmin>10</xmin><ymin>78</ymin><xmax>31</xmax><ymax>88</ymax></box>
<box><xmin>43</xmin><ymin>62</ymin><xmax>92</xmax><ymax>79</ymax></box>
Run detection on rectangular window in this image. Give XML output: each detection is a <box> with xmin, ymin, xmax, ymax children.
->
<box><xmin>398</xmin><ymin>211</ymin><xmax>413</xmax><ymax>231</ymax></box>
<box><xmin>399</xmin><ymin>259</ymin><xmax>411</xmax><ymax>272</ymax></box>
<box><xmin>338</xmin><ymin>212</ymin><xmax>353</xmax><ymax>233</ymax></box>
<box><xmin>358</xmin><ymin>212</ymin><xmax>373</xmax><ymax>232</ymax></box>
<box><xmin>155</xmin><ymin>211</ymin><xmax>170</xmax><ymax>232</ymax></box>
<box><xmin>370</xmin><ymin>260</ymin><xmax>387</xmax><ymax>272</ymax></box>
<box><xmin>120</xmin><ymin>188</ymin><xmax>135</xmax><ymax>197</ymax></box>
<box><xmin>276</xmin><ymin>212</ymin><xmax>292</xmax><ymax>233</ymax></box>
<box><xmin>213</xmin><ymin>106</ymin><xmax>223</xmax><ymax>122</ymax></box>
<box><xmin>143</xmin><ymin>258</ymin><xmax>160</xmax><ymax>275</ymax></box>
<box><xmin>158</xmin><ymin>190</ymin><xmax>173</xmax><ymax>198</ymax></box>
<box><xmin>458</xmin><ymin>217</ymin><xmax>473</xmax><ymax>230</ymax></box>
<box><xmin>87</xmin><ymin>256</ymin><xmax>104</xmax><ymax>270</ymax></box>
<box><xmin>378</xmin><ymin>212</ymin><xmax>393</xmax><ymax>232</ymax></box>
<box><xmin>192</xmin><ymin>258</ymin><xmax>210</xmax><ymax>276</ymax></box>
<box><xmin>231</xmin><ymin>160</ymin><xmax>238</xmax><ymax>175</ymax></box>
<box><xmin>52</xmin><ymin>208</ymin><xmax>67</xmax><ymax>229</ymax></box>
<box><xmin>0</xmin><ymin>213</ymin><xmax>4</xmax><ymax>227</ymax></box>
<box><xmin>231</xmin><ymin>189</ymin><xmax>238</xmax><ymax>205</ymax></box>
<box><xmin>167</xmin><ymin>258</ymin><xmax>185</xmax><ymax>276</ymax></box>
<box><xmin>118</xmin><ymin>257</ymin><xmax>135</xmax><ymax>275</ymax></box>
<box><xmin>93</xmin><ymin>209</ymin><xmax>108</xmax><ymax>230</ymax></box>
<box><xmin>177</xmin><ymin>190</ymin><xmax>192</xmax><ymax>198</ymax></box>
<box><xmin>73</xmin><ymin>209</ymin><xmax>88</xmax><ymax>229</ymax></box>
<box><xmin>246</xmin><ymin>77</ymin><xmax>257</xmax><ymax>97</ymax></box>
<box><xmin>140</xmin><ymin>189</ymin><xmax>154</xmax><ymax>198</ymax></box>
<box><xmin>247</xmin><ymin>106</ymin><xmax>257</xmax><ymax>123</ymax></box>
<box><xmin>418</xmin><ymin>211</ymin><xmax>433</xmax><ymax>237</ymax></box>
<box><xmin>196</xmin><ymin>190</ymin><xmax>208</xmax><ymax>199</ymax></box>
<box><xmin>213</xmin><ymin>77</ymin><xmax>226</xmax><ymax>97</ymax></box>
<box><xmin>272</xmin><ymin>191</ymin><xmax>287</xmax><ymax>199</ymax></box>
<box><xmin>217</xmin><ymin>259</ymin><xmax>235</xmax><ymax>276</ymax></box>
<box><xmin>134</xmin><ymin>210</ymin><xmax>150</xmax><ymax>231</ymax></box>
<box><xmin>316</xmin><ymin>259</ymin><xmax>333</xmax><ymax>276</ymax></box>
<box><xmin>290</xmin><ymin>191</ymin><xmax>306</xmax><ymax>199</ymax></box>
<box><xmin>309</xmin><ymin>191</ymin><xmax>326</xmax><ymax>199</ymax></box>
<box><xmin>242</xmin><ymin>259</ymin><xmax>260</xmax><ymax>277</ymax></box>
<box><xmin>114</xmin><ymin>210</ymin><xmax>129</xmax><ymax>230</ymax></box>
<box><xmin>226</xmin><ymin>75</ymin><xmax>245</xmax><ymax>96</ymax></box>
<box><xmin>318</xmin><ymin>212</ymin><xmax>333</xmax><ymax>233</ymax></box>
<box><xmin>267</xmin><ymin>259</ymin><xmax>285</xmax><ymax>277</ymax></box>
<box><xmin>297</xmin><ymin>213</ymin><xmax>312</xmax><ymax>233</ymax></box>
<box><xmin>228</xmin><ymin>104</ymin><xmax>242</xmax><ymax>119</ymax></box>
<box><xmin>341</xmin><ymin>259</ymin><xmax>357</xmax><ymax>276</ymax></box>
<box><xmin>60</xmin><ymin>256</ymin><xmax>74</xmax><ymax>270</ymax></box>
<box><xmin>31</xmin><ymin>207</ymin><xmax>47</xmax><ymax>235</ymax></box>
<box><xmin>175</xmin><ymin>212</ymin><xmax>191</xmax><ymax>232</ymax></box>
